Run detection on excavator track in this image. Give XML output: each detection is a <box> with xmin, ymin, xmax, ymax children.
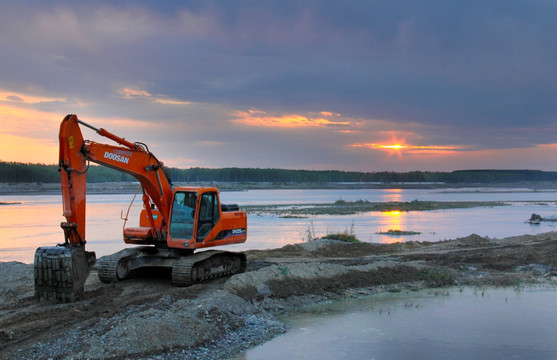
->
<box><xmin>96</xmin><ymin>256</ymin><xmax>120</xmax><ymax>283</ymax></box>
<box><xmin>171</xmin><ymin>250</ymin><xmax>246</xmax><ymax>286</ymax></box>
<box><xmin>96</xmin><ymin>247</ymin><xmax>147</xmax><ymax>283</ymax></box>
<box><xmin>95</xmin><ymin>247</ymin><xmax>246</xmax><ymax>286</ymax></box>
<box><xmin>34</xmin><ymin>245</ymin><xmax>96</xmax><ymax>303</ymax></box>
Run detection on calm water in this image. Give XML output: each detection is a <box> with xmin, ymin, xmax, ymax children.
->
<box><xmin>2</xmin><ymin>188</ymin><xmax>557</xmax><ymax>263</ymax></box>
<box><xmin>237</xmin><ymin>287</ymin><xmax>557</xmax><ymax>360</ymax></box>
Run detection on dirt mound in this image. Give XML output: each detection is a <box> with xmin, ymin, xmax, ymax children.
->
<box><xmin>225</xmin><ymin>260</ymin><xmax>456</xmax><ymax>301</ymax></box>
<box><xmin>0</xmin><ymin>261</ymin><xmax>33</xmax><ymax>306</ymax></box>
<box><xmin>454</xmin><ymin>233</ymin><xmax>492</xmax><ymax>246</ymax></box>
<box><xmin>245</xmin><ymin>238</ymin><xmax>426</xmax><ymax>260</ymax></box>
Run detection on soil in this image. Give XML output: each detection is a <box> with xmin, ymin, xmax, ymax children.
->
<box><xmin>1</xmin><ymin>232</ymin><xmax>557</xmax><ymax>359</ymax></box>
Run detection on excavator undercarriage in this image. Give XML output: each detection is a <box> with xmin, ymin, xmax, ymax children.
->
<box><xmin>95</xmin><ymin>247</ymin><xmax>246</xmax><ymax>286</ymax></box>
<box><xmin>34</xmin><ymin>246</ymin><xmax>245</xmax><ymax>302</ymax></box>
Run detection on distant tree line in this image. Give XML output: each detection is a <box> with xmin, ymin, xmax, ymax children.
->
<box><xmin>1</xmin><ymin>161</ymin><xmax>557</xmax><ymax>184</ymax></box>
<box><xmin>169</xmin><ymin>167</ymin><xmax>557</xmax><ymax>184</ymax></box>
<box><xmin>168</xmin><ymin>167</ymin><xmax>431</xmax><ymax>183</ymax></box>
<box><xmin>439</xmin><ymin>169</ymin><xmax>557</xmax><ymax>183</ymax></box>
<box><xmin>0</xmin><ymin>162</ymin><xmax>134</xmax><ymax>183</ymax></box>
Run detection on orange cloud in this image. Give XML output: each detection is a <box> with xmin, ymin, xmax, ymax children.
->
<box><xmin>154</xmin><ymin>98</ymin><xmax>191</xmax><ymax>105</ymax></box>
<box><xmin>352</xmin><ymin>142</ymin><xmax>460</xmax><ymax>153</ymax></box>
<box><xmin>233</xmin><ymin>109</ymin><xmax>350</xmax><ymax>128</ymax></box>
<box><xmin>537</xmin><ymin>143</ymin><xmax>557</xmax><ymax>149</ymax></box>
<box><xmin>0</xmin><ymin>90</ymin><xmax>66</xmax><ymax>104</ymax></box>
<box><xmin>119</xmin><ymin>88</ymin><xmax>151</xmax><ymax>98</ymax></box>
<box><xmin>0</xmin><ymin>104</ymin><xmax>61</xmax><ymax>138</ymax></box>
<box><xmin>118</xmin><ymin>87</ymin><xmax>190</xmax><ymax>105</ymax></box>
<box><xmin>350</xmin><ymin>141</ymin><xmax>462</xmax><ymax>160</ymax></box>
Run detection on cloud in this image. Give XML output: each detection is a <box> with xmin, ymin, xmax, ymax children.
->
<box><xmin>0</xmin><ymin>90</ymin><xmax>66</xmax><ymax>105</ymax></box>
<box><xmin>3</xmin><ymin>1</ymin><xmax>555</xmax><ymax>129</ymax></box>
<box><xmin>117</xmin><ymin>88</ymin><xmax>191</xmax><ymax>106</ymax></box>
<box><xmin>233</xmin><ymin>109</ymin><xmax>351</xmax><ymax>128</ymax></box>
<box><xmin>119</xmin><ymin>89</ymin><xmax>152</xmax><ymax>98</ymax></box>
<box><xmin>0</xmin><ymin>104</ymin><xmax>61</xmax><ymax>139</ymax></box>
<box><xmin>1</xmin><ymin>1</ymin><xmax>556</xmax><ymax>171</ymax></box>
<box><xmin>351</xmin><ymin>143</ymin><xmax>461</xmax><ymax>153</ymax></box>
<box><xmin>6</xmin><ymin>95</ymin><xmax>24</xmax><ymax>102</ymax></box>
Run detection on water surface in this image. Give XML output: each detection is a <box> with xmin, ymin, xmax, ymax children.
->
<box><xmin>237</xmin><ymin>287</ymin><xmax>557</xmax><ymax>360</ymax></box>
<box><xmin>2</xmin><ymin>188</ymin><xmax>557</xmax><ymax>263</ymax></box>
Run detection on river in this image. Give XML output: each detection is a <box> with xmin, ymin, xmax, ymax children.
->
<box><xmin>2</xmin><ymin>187</ymin><xmax>557</xmax><ymax>263</ymax></box>
<box><xmin>236</xmin><ymin>287</ymin><xmax>557</xmax><ymax>360</ymax></box>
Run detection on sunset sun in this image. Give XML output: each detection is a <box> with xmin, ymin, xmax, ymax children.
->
<box><xmin>350</xmin><ymin>138</ymin><xmax>461</xmax><ymax>158</ymax></box>
<box><xmin>378</xmin><ymin>142</ymin><xmax>407</xmax><ymax>157</ymax></box>
<box><xmin>352</xmin><ymin>137</ymin><xmax>410</xmax><ymax>157</ymax></box>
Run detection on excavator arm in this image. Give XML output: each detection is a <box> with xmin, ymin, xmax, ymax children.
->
<box><xmin>35</xmin><ymin>114</ymin><xmax>174</xmax><ymax>302</ymax></box>
<box><xmin>59</xmin><ymin>114</ymin><xmax>173</xmax><ymax>242</ymax></box>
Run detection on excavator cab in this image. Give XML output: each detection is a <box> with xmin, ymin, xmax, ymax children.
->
<box><xmin>167</xmin><ymin>187</ymin><xmax>247</xmax><ymax>249</ymax></box>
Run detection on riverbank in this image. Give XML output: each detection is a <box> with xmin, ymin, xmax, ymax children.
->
<box><xmin>244</xmin><ymin>199</ymin><xmax>507</xmax><ymax>217</ymax></box>
<box><xmin>2</xmin><ymin>180</ymin><xmax>557</xmax><ymax>195</ymax></box>
<box><xmin>1</xmin><ymin>232</ymin><xmax>556</xmax><ymax>359</ymax></box>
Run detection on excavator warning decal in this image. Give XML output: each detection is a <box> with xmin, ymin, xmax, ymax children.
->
<box><xmin>69</xmin><ymin>136</ymin><xmax>74</xmax><ymax>149</ymax></box>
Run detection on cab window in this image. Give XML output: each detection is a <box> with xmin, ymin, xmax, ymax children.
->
<box><xmin>197</xmin><ymin>192</ymin><xmax>220</xmax><ymax>241</ymax></box>
<box><xmin>169</xmin><ymin>191</ymin><xmax>197</xmax><ymax>240</ymax></box>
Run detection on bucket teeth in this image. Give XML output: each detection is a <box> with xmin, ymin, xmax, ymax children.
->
<box><xmin>34</xmin><ymin>245</ymin><xmax>96</xmax><ymax>303</ymax></box>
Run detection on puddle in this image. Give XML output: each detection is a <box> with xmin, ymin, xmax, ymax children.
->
<box><xmin>236</xmin><ymin>287</ymin><xmax>557</xmax><ymax>359</ymax></box>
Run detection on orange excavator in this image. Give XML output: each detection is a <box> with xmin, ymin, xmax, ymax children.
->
<box><xmin>34</xmin><ymin>114</ymin><xmax>247</xmax><ymax>302</ymax></box>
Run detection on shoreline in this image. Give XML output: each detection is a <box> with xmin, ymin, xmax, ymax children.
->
<box><xmin>1</xmin><ymin>231</ymin><xmax>556</xmax><ymax>359</ymax></box>
<box><xmin>2</xmin><ymin>180</ymin><xmax>557</xmax><ymax>196</ymax></box>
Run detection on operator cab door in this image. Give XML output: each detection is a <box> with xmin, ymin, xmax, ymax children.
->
<box><xmin>169</xmin><ymin>191</ymin><xmax>197</xmax><ymax>240</ymax></box>
<box><xmin>197</xmin><ymin>191</ymin><xmax>220</xmax><ymax>242</ymax></box>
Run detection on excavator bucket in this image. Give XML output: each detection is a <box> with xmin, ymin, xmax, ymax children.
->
<box><xmin>34</xmin><ymin>245</ymin><xmax>96</xmax><ymax>302</ymax></box>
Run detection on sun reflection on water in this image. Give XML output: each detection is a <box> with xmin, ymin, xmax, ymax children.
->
<box><xmin>378</xmin><ymin>210</ymin><xmax>404</xmax><ymax>243</ymax></box>
<box><xmin>381</xmin><ymin>188</ymin><xmax>403</xmax><ymax>202</ymax></box>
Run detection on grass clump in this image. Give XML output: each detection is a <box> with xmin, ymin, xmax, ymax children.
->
<box><xmin>419</xmin><ymin>266</ymin><xmax>454</xmax><ymax>287</ymax></box>
<box><xmin>305</xmin><ymin>220</ymin><xmax>361</xmax><ymax>243</ymax></box>
<box><xmin>321</xmin><ymin>232</ymin><xmax>360</xmax><ymax>243</ymax></box>
<box><xmin>320</xmin><ymin>221</ymin><xmax>361</xmax><ymax>243</ymax></box>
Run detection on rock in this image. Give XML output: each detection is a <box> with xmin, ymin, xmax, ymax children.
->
<box><xmin>257</xmin><ymin>284</ymin><xmax>273</xmax><ymax>297</ymax></box>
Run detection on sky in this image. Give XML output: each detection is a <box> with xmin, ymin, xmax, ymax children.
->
<box><xmin>1</xmin><ymin>0</ymin><xmax>557</xmax><ymax>172</ymax></box>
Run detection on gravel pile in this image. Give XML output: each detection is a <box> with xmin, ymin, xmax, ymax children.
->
<box><xmin>12</xmin><ymin>289</ymin><xmax>287</xmax><ymax>360</ymax></box>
